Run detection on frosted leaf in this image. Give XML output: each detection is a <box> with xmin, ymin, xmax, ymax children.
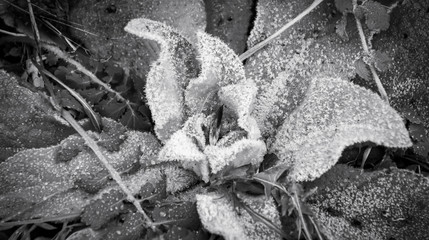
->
<box><xmin>65</xmin><ymin>228</ymin><xmax>100</xmax><ymax>240</ymax></box>
<box><xmin>306</xmin><ymin>165</ymin><xmax>429</xmax><ymax>239</ymax></box>
<box><xmin>182</xmin><ymin>114</ymin><xmax>207</xmax><ymax>150</ymax></box>
<box><xmin>157</xmin><ymin>128</ymin><xmax>209</xmax><ymax>182</ymax></box>
<box><xmin>157</xmin><ymin>129</ymin><xmax>207</xmax><ymax>163</ymax></box>
<box><xmin>0</xmin><ymin>125</ymin><xmax>160</xmax><ymax>220</ymax></box>
<box><xmin>0</xmin><ymin>70</ymin><xmax>74</xmax><ymax>161</ymax></box>
<box><xmin>334</xmin><ymin>0</ymin><xmax>353</xmax><ymax>13</ymax></box>
<box><xmin>245</xmin><ymin>0</ymin><xmax>363</xmax><ymax>136</ymax></box>
<box><xmin>125</xmin><ymin>18</ymin><xmax>198</xmax><ymax>142</ymax></box>
<box><xmin>204</xmin><ymin>138</ymin><xmax>266</xmax><ymax>174</ymax></box>
<box><xmin>81</xmin><ymin>189</ymin><xmax>125</xmax><ymax>229</ymax></box>
<box><xmin>185</xmin><ymin>31</ymin><xmax>246</xmax><ymax>115</ymax></box>
<box><xmin>360</xmin><ymin>0</ymin><xmax>390</xmax><ymax>32</ymax></box>
<box><xmin>271</xmin><ymin>76</ymin><xmax>411</xmax><ymax>182</ymax></box>
<box><xmin>251</xmin><ymin>72</ymin><xmax>310</xmax><ymax>138</ymax></box>
<box><xmin>196</xmin><ymin>192</ymin><xmax>281</xmax><ymax>240</ymax></box>
<box><xmin>218</xmin><ymin>82</ymin><xmax>261</xmax><ymax>139</ymax></box>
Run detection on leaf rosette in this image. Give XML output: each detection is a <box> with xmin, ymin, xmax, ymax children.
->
<box><xmin>125</xmin><ymin>18</ymin><xmax>267</xmax><ymax>182</ymax></box>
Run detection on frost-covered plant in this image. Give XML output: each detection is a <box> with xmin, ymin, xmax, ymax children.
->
<box><xmin>123</xmin><ymin>16</ymin><xmax>411</xmax><ymax>238</ymax></box>
<box><xmin>0</xmin><ymin>13</ymin><xmax>414</xmax><ymax>240</ymax></box>
<box><xmin>124</xmin><ymin>17</ymin><xmax>410</xmax><ymax>182</ymax></box>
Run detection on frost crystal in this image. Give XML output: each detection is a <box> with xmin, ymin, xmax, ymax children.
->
<box><xmin>185</xmin><ymin>31</ymin><xmax>247</xmax><ymax>115</ymax></box>
<box><xmin>307</xmin><ymin>165</ymin><xmax>429</xmax><ymax>239</ymax></box>
<box><xmin>125</xmin><ymin>19</ymin><xmax>198</xmax><ymax>142</ymax></box>
<box><xmin>271</xmin><ymin>76</ymin><xmax>411</xmax><ymax>181</ymax></box>
<box><xmin>126</xmin><ymin>18</ymin><xmax>266</xmax><ymax>181</ymax></box>
<box><xmin>196</xmin><ymin>192</ymin><xmax>281</xmax><ymax>240</ymax></box>
<box><xmin>205</xmin><ymin>138</ymin><xmax>266</xmax><ymax>174</ymax></box>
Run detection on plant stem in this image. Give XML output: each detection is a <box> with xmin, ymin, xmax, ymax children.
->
<box><xmin>239</xmin><ymin>0</ymin><xmax>324</xmax><ymax>61</ymax></box>
<box><xmin>352</xmin><ymin>0</ymin><xmax>389</xmax><ymax>102</ymax></box>
<box><xmin>41</xmin><ymin>44</ymin><xmax>126</xmax><ymax>102</ymax></box>
<box><xmin>61</xmin><ymin>110</ymin><xmax>154</xmax><ymax>228</ymax></box>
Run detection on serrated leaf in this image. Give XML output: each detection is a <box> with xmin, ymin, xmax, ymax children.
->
<box><xmin>196</xmin><ymin>192</ymin><xmax>281</xmax><ymax>240</ymax></box>
<box><xmin>124</xmin><ymin>18</ymin><xmax>199</xmax><ymax>143</ymax></box>
<box><xmin>81</xmin><ymin>189</ymin><xmax>126</xmax><ymax>229</ymax></box>
<box><xmin>307</xmin><ymin>165</ymin><xmax>429</xmax><ymax>239</ymax></box>
<box><xmin>271</xmin><ymin>75</ymin><xmax>411</xmax><ymax>182</ymax></box>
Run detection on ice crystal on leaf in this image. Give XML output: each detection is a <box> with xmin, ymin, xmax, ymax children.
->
<box><xmin>185</xmin><ymin>31</ymin><xmax>247</xmax><ymax>116</ymax></box>
<box><xmin>125</xmin><ymin>18</ymin><xmax>266</xmax><ymax>182</ymax></box>
<box><xmin>0</xmin><ymin>120</ymin><xmax>161</xmax><ymax>221</ymax></box>
<box><xmin>243</xmin><ymin>0</ymin><xmax>411</xmax><ymax>182</ymax></box>
<box><xmin>196</xmin><ymin>192</ymin><xmax>281</xmax><ymax>240</ymax></box>
<box><xmin>81</xmin><ymin>189</ymin><xmax>126</xmax><ymax>229</ymax></box>
<box><xmin>0</xmin><ymin>70</ymin><xmax>74</xmax><ymax>161</ymax></box>
<box><xmin>124</xmin><ymin>18</ymin><xmax>199</xmax><ymax>143</ymax></box>
<box><xmin>306</xmin><ymin>164</ymin><xmax>429</xmax><ymax>239</ymax></box>
<box><xmin>271</xmin><ymin>76</ymin><xmax>411</xmax><ymax>181</ymax></box>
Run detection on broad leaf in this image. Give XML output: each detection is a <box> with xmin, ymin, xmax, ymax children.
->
<box><xmin>0</xmin><ymin>70</ymin><xmax>75</xmax><ymax>161</ymax></box>
<box><xmin>306</xmin><ymin>164</ymin><xmax>429</xmax><ymax>239</ymax></box>
<box><xmin>204</xmin><ymin>138</ymin><xmax>266</xmax><ymax>174</ymax></box>
<box><xmin>157</xmin><ymin>127</ymin><xmax>209</xmax><ymax>181</ymax></box>
<box><xmin>196</xmin><ymin>192</ymin><xmax>281</xmax><ymax>240</ymax></box>
<box><xmin>127</xmin><ymin>18</ymin><xmax>266</xmax><ymax>181</ymax></box>
<box><xmin>0</xmin><ymin>120</ymin><xmax>161</xmax><ymax>221</ymax></box>
<box><xmin>245</xmin><ymin>0</ymin><xmax>363</xmax><ymax>137</ymax></box>
<box><xmin>270</xmin><ymin>75</ymin><xmax>411</xmax><ymax>181</ymax></box>
<box><xmin>185</xmin><ymin>31</ymin><xmax>247</xmax><ymax>116</ymax></box>
<box><xmin>81</xmin><ymin>189</ymin><xmax>126</xmax><ymax>229</ymax></box>
<box><xmin>245</xmin><ymin>0</ymin><xmax>411</xmax><ymax>181</ymax></box>
<box><xmin>218</xmin><ymin>82</ymin><xmax>261</xmax><ymax>139</ymax></box>
<box><xmin>125</xmin><ymin>18</ymin><xmax>199</xmax><ymax>143</ymax></box>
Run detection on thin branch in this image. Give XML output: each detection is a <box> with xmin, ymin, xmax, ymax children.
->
<box><xmin>352</xmin><ymin>0</ymin><xmax>389</xmax><ymax>102</ymax></box>
<box><xmin>41</xmin><ymin>69</ymin><xmax>102</xmax><ymax>132</ymax></box>
<box><xmin>27</xmin><ymin>0</ymin><xmax>41</xmax><ymax>54</ymax></box>
<box><xmin>239</xmin><ymin>0</ymin><xmax>324</xmax><ymax>61</ymax></box>
<box><xmin>0</xmin><ymin>213</ymin><xmax>81</xmax><ymax>228</ymax></box>
<box><xmin>41</xmin><ymin>44</ymin><xmax>126</xmax><ymax>102</ymax></box>
<box><xmin>0</xmin><ymin>29</ymin><xmax>27</xmax><ymax>37</ymax></box>
<box><xmin>61</xmin><ymin>110</ymin><xmax>154</xmax><ymax>228</ymax></box>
